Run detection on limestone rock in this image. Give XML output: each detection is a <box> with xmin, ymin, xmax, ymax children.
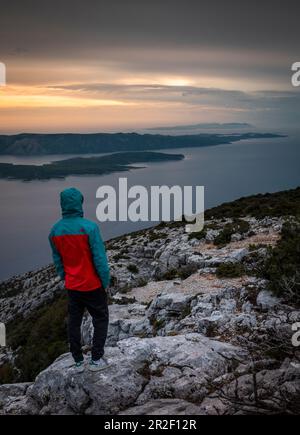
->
<box><xmin>118</xmin><ymin>398</ymin><xmax>205</xmax><ymax>415</ymax></box>
<box><xmin>256</xmin><ymin>290</ymin><xmax>281</xmax><ymax>310</ymax></box>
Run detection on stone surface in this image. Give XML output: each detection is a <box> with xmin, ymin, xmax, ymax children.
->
<box><xmin>256</xmin><ymin>290</ymin><xmax>281</xmax><ymax>310</ymax></box>
<box><xmin>118</xmin><ymin>398</ymin><xmax>205</xmax><ymax>415</ymax></box>
<box><xmin>82</xmin><ymin>303</ymin><xmax>153</xmax><ymax>347</ymax></box>
<box><xmin>0</xmin><ymin>214</ymin><xmax>299</xmax><ymax>415</ymax></box>
<box><xmin>0</xmin><ymin>383</ymin><xmax>32</xmax><ymax>408</ymax></box>
<box><xmin>2</xmin><ymin>334</ymin><xmax>245</xmax><ymax>415</ymax></box>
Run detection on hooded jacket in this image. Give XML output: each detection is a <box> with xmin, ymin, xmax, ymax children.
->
<box><xmin>49</xmin><ymin>188</ymin><xmax>110</xmax><ymax>291</ymax></box>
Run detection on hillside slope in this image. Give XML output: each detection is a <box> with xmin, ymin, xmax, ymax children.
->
<box><xmin>0</xmin><ymin>187</ymin><xmax>299</xmax><ymax>415</ymax></box>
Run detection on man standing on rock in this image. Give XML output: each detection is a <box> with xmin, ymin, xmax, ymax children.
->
<box><xmin>49</xmin><ymin>187</ymin><xmax>110</xmax><ymax>372</ymax></box>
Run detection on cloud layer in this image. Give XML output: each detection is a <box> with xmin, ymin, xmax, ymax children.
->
<box><xmin>0</xmin><ymin>0</ymin><xmax>299</xmax><ymax>132</ymax></box>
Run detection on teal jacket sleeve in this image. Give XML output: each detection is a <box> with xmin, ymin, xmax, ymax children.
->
<box><xmin>49</xmin><ymin>234</ymin><xmax>65</xmax><ymax>280</ymax></box>
<box><xmin>89</xmin><ymin>225</ymin><xmax>110</xmax><ymax>289</ymax></box>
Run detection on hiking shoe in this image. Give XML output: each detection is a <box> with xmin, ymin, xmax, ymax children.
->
<box><xmin>89</xmin><ymin>358</ymin><xmax>110</xmax><ymax>372</ymax></box>
<box><xmin>69</xmin><ymin>360</ymin><xmax>85</xmax><ymax>374</ymax></box>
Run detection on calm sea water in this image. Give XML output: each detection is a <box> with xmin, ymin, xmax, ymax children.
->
<box><xmin>0</xmin><ymin>131</ymin><xmax>299</xmax><ymax>281</ymax></box>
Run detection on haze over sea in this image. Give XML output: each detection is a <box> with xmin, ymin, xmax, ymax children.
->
<box><xmin>0</xmin><ymin>130</ymin><xmax>299</xmax><ymax>281</ymax></box>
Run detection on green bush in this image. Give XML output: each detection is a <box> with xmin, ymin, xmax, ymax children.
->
<box><xmin>216</xmin><ymin>262</ymin><xmax>245</xmax><ymax>278</ymax></box>
<box><xmin>214</xmin><ymin>218</ymin><xmax>250</xmax><ymax>247</ymax></box>
<box><xmin>206</xmin><ymin>187</ymin><xmax>300</xmax><ymax>220</ymax></box>
<box><xmin>7</xmin><ymin>294</ymin><xmax>68</xmax><ymax>382</ymax></box>
<box><xmin>160</xmin><ymin>269</ymin><xmax>178</xmax><ymax>281</ymax></box>
<box><xmin>188</xmin><ymin>228</ymin><xmax>207</xmax><ymax>240</ymax></box>
<box><xmin>127</xmin><ymin>264</ymin><xmax>139</xmax><ymax>274</ymax></box>
<box><xmin>188</xmin><ymin>222</ymin><xmax>224</xmax><ymax>241</ymax></box>
<box><xmin>0</xmin><ymin>363</ymin><xmax>16</xmax><ymax>384</ymax></box>
<box><xmin>148</xmin><ymin>231</ymin><xmax>167</xmax><ymax>242</ymax></box>
<box><xmin>135</xmin><ymin>278</ymin><xmax>148</xmax><ymax>287</ymax></box>
<box><xmin>177</xmin><ymin>264</ymin><xmax>199</xmax><ymax>280</ymax></box>
<box><xmin>153</xmin><ymin>187</ymin><xmax>300</xmax><ymax>232</ymax></box>
<box><xmin>159</xmin><ymin>264</ymin><xmax>198</xmax><ymax>281</ymax></box>
<box><xmin>261</xmin><ymin>220</ymin><xmax>300</xmax><ymax>304</ymax></box>
<box><xmin>151</xmin><ymin>318</ymin><xmax>165</xmax><ymax>333</ymax></box>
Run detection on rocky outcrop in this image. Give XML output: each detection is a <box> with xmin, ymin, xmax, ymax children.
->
<box><xmin>199</xmin><ymin>359</ymin><xmax>300</xmax><ymax>415</ymax></box>
<box><xmin>0</xmin><ymin>334</ymin><xmax>246</xmax><ymax>415</ymax></box>
<box><xmin>0</xmin><ymin>266</ymin><xmax>64</xmax><ymax>324</ymax></box>
<box><xmin>118</xmin><ymin>398</ymin><xmax>205</xmax><ymax>415</ymax></box>
<box><xmin>256</xmin><ymin>290</ymin><xmax>281</xmax><ymax>311</ymax></box>
<box><xmin>0</xmin><ymin>214</ymin><xmax>299</xmax><ymax>414</ymax></box>
<box><xmin>82</xmin><ymin>303</ymin><xmax>152</xmax><ymax>347</ymax></box>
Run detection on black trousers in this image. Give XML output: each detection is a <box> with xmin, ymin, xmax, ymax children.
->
<box><xmin>67</xmin><ymin>288</ymin><xmax>109</xmax><ymax>363</ymax></box>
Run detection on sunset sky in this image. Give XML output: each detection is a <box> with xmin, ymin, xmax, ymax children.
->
<box><xmin>0</xmin><ymin>0</ymin><xmax>299</xmax><ymax>133</ymax></box>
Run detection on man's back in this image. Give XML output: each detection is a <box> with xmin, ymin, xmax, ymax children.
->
<box><xmin>49</xmin><ymin>188</ymin><xmax>110</xmax><ymax>291</ymax></box>
<box><xmin>49</xmin><ymin>187</ymin><xmax>110</xmax><ymax>369</ymax></box>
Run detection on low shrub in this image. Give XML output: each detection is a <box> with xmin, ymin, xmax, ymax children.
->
<box><xmin>214</xmin><ymin>218</ymin><xmax>250</xmax><ymax>247</ymax></box>
<box><xmin>160</xmin><ymin>269</ymin><xmax>178</xmax><ymax>281</ymax></box>
<box><xmin>7</xmin><ymin>294</ymin><xmax>68</xmax><ymax>382</ymax></box>
<box><xmin>0</xmin><ymin>363</ymin><xmax>16</xmax><ymax>384</ymax></box>
<box><xmin>216</xmin><ymin>262</ymin><xmax>245</xmax><ymax>278</ymax></box>
<box><xmin>261</xmin><ymin>220</ymin><xmax>300</xmax><ymax>304</ymax></box>
<box><xmin>206</xmin><ymin>187</ymin><xmax>300</xmax><ymax>220</ymax></box>
<box><xmin>127</xmin><ymin>264</ymin><xmax>139</xmax><ymax>274</ymax></box>
<box><xmin>188</xmin><ymin>228</ymin><xmax>207</xmax><ymax>241</ymax></box>
<box><xmin>177</xmin><ymin>264</ymin><xmax>199</xmax><ymax>280</ymax></box>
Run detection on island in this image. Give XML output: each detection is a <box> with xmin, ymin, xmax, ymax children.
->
<box><xmin>0</xmin><ymin>151</ymin><xmax>184</xmax><ymax>181</ymax></box>
<box><xmin>0</xmin><ymin>132</ymin><xmax>284</xmax><ymax>156</ymax></box>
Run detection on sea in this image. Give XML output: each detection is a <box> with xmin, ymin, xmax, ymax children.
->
<box><xmin>0</xmin><ymin>130</ymin><xmax>299</xmax><ymax>281</ymax></box>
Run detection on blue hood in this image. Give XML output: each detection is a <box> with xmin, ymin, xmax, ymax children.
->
<box><xmin>60</xmin><ymin>188</ymin><xmax>84</xmax><ymax>218</ymax></box>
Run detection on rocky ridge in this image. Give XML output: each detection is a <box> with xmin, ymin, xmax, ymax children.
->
<box><xmin>0</xmin><ymin>212</ymin><xmax>299</xmax><ymax>415</ymax></box>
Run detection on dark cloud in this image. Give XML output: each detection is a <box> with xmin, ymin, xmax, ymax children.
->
<box><xmin>0</xmin><ymin>0</ymin><xmax>299</xmax><ymax>60</ymax></box>
<box><xmin>48</xmin><ymin>82</ymin><xmax>300</xmax><ymax>114</ymax></box>
<box><xmin>0</xmin><ymin>0</ymin><xmax>299</xmax><ymax>131</ymax></box>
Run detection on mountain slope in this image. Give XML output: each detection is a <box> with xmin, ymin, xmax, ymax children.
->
<box><xmin>0</xmin><ymin>186</ymin><xmax>299</xmax><ymax>414</ymax></box>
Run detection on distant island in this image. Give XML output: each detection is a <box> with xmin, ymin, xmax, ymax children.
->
<box><xmin>0</xmin><ymin>151</ymin><xmax>184</xmax><ymax>181</ymax></box>
<box><xmin>146</xmin><ymin>122</ymin><xmax>254</xmax><ymax>132</ymax></box>
<box><xmin>0</xmin><ymin>132</ymin><xmax>283</xmax><ymax>156</ymax></box>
